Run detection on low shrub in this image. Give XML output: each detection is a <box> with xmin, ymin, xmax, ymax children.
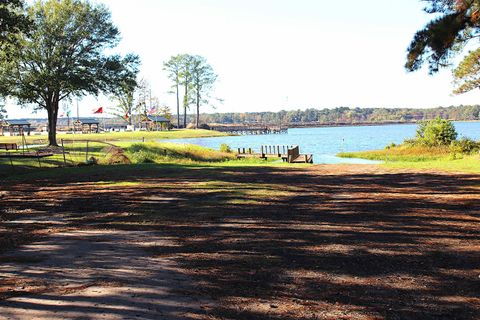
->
<box><xmin>125</xmin><ymin>142</ymin><xmax>236</xmax><ymax>164</ymax></box>
<box><xmin>450</xmin><ymin>137</ymin><xmax>480</xmax><ymax>155</ymax></box>
<box><xmin>415</xmin><ymin>117</ymin><xmax>458</xmax><ymax>146</ymax></box>
<box><xmin>186</xmin><ymin>123</ymin><xmax>210</xmax><ymax>130</ymax></box>
<box><xmin>198</xmin><ymin>123</ymin><xmax>210</xmax><ymax>130</ymax></box>
<box><xmin>219</xmin><ymin>143</ymin><xmax>232</xmax><ymax>153</ymax></box>
<box><xmin>128</xmin><ymin>149</ymin><xmax>156</xmax><ymax>163</ymax></box>
<box><xmin>385</xmin><ymin>142</ymin><xmax>397</xmax><ymax>150</ymax></box>
<box><xmin>103</xmin><ymin>148</ymin><xmax>131</xmax><ymax>165</ymax></box>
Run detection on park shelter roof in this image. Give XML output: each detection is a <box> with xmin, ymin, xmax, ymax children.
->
<box><xmin>4</xmin><ymin>119</ymin><xmax>31</xmax><ymax>126</ymax></box>
<box><xmin>147</xmin><ymin>116</ymin><xmax>170</xmax><ymax>123</ymax></box>
<box><xmin>78</xmin><ymin>118</ymin><xmax>99</xmax><ymax>125</ymax></box>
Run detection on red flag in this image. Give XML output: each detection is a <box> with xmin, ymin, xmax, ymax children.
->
<box><xmin>93</xmin><ymin>107</ymin><xmax>103</xmax><ymax>114</ymax></box>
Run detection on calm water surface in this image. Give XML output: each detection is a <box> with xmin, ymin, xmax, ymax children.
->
<box><xmin>166</xmin><ymin>122</ymin><xmax>480</xmax><ymax>164</ymax></box>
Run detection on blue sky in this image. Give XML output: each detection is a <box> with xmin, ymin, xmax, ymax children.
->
<box><xmin>7</xmin><ymin>0</ymin><xmax>480</xmax><ymax>118</ymax></box>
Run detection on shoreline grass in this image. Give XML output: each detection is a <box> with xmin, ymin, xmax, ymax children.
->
<box><xmin>0</xmin><ymin>139</ymin><xmax>310</xmax><ymax>180</ymax></box>
<box><xmin>338</xmin><ymin>144</ymin><xmax>480</xmax><ymax>173</ymax></box>
<box><xmin>382</xmin><ymin>155</ymin><xmax>480</xmax><ymax>173</ymax></box>
<box><xmin>337</xmin><ymin>145</ymin><xmax>451</xmax><ymax>162</ymax></box>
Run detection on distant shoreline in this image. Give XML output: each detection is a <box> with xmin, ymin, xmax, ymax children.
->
<box><xmin>258</xmin><ymin>120</ymin><xmax>480</xmax><ymax>129</ymax></box>
<box><xmin>288</xmin><ymin>121</ymin><xmax>416</xmax><ymax>128</ymax></box>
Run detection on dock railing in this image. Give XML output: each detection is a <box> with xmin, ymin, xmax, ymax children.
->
<box><xmin>236</xmin><ymin>145</ymin><xmax>312</xmax><ymax>163</ymax></box>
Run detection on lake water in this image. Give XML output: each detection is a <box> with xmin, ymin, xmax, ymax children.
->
<box><xmin>167</xmin><ymin>122</ymin><xmax>480</xmax><ymax>164</ymax></box>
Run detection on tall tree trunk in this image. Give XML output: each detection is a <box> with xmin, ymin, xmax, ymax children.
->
<box><xmin>183</xmin><ymin>101</ymin><xmax>187</xmax><ymax>128</ymax></box>
<box><xmin>46</xmin><ymin>92</ymin><xmax>60</xmax><ymax>146</ymax></box>
<box><xmin>196</xmin><ymin>91</ymin><xmax>200</xmax><ymax>129</ymax></box>
<box><xmin>176</xmin><ymin>82</ymin><xmax>180</xmax><ymax>129</ymax></box>
<box><xmin>183</xmin><ymin>82</ymin><xmax>188</xmax><ymax>128</ymax></box>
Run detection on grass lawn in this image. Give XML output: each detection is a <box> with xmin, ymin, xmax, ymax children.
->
<box><xmin>0</xmin><ymin>163</ymin><xmax>479</xmax><ymax>319</ymax></box>
<box><xmin>338</xmin><ymin>144</ymin><xmax>480</xmax><ymax>173</ymax></box>
<box><xmin>0</xmin><ymin>128</ymin><xmax>229</xmax><ymax>145</ymax></box>
<box><xmin>0</xmin><ymin>140</ymin><xmax>309</xmax><ymax>180</ymax></box>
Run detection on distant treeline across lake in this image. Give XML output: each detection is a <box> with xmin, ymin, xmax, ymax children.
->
<box><xmin>195</xmin><ymin>105</ymin><xmax>480</xmax><ymax>125</ymax></box>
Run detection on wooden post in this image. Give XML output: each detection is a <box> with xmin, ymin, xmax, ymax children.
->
<box><xmin>8</xmin><ymin>152</ymin><xmax>13</xmax><ymax>168</ymax></box>
<box><xmin>85</xmin><ymin>140</ymin><xmax>89</xmax><ymax>162</ymax></box>
<box><xmin>61</xmin><ymin>139</ymin><xmax>67</xmax><ymax>166</ymax></box>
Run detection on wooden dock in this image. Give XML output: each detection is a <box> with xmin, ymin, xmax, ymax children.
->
<box><xmin>210</xmin><ymin>125</ymin><xmax>288</xmax><ymax>135</ymax></box>
<box><xmin>237</xmin><ymin>145</ymin><xmax>313</xmax><ymax>163</ymax></box>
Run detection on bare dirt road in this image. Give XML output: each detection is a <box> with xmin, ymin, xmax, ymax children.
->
<box><xmin>0</xmin><ymin>164</ymin><xmax>479</xmax><ymax>319</ymax></box>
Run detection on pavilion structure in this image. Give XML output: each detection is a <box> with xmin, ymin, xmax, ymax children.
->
<box><xmin>73</xmin><ymin>118</ymin><xmax>100</xmax><ymax>133</ymax></box>
<box><xmin>0</xmin><ymin>119</ymin><xmax>31</xmax><ymax>136</ymax></box>
<box><xmin>141</xmin><ymin>115</ymin><xmax>171</xmax><ymax>131</ymax></box>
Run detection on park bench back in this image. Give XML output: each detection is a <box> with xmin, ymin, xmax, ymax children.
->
<box><xmin>0</xmin><ymin>143</ymin><xmax>18</xmax><ymax>151</ymax></box>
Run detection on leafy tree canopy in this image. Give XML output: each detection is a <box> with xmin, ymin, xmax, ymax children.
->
<box><xmin>406</xmin><ymin>0</ymin><xmax>480</xmax><ymax>73</ymax></box>
<box><xmin>453</xmin><ymin>47</ymin><xmax>480</xmax><ymax>93</ymax></box>
<box><xmin>0</xmin><ymin>98</ymin><xmax>6</xmax><ymax>120</ymax></box>
<box><xmin>109</xmin><ymin>80</ymin><xmax>137</xmax><ymax>125</ymax></box>
<box><xmin>0</xmin><ymin>0</ymin><xmax>30</xmax><ymax>47</ymax></box>
<box><xmin>0</xmin><ymin>0</ymin><xmax>140</xmax><ymax>145</ymax></box>
<box><xmin>190</xmin><ymin>55</ymin><xmax>218</xmax><ymax>128</ymax></box>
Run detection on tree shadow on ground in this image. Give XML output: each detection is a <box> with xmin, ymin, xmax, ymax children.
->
<box><xmin>0</xmin><ymin>164</ymin><xmax>479</xmax><ymax>319</ymax></box>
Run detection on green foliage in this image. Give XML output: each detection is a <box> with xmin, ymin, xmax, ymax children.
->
<box><xmin>163</xmin><ymin>54</ymin><xmax>183</xmax><ymax>128</ymax></box>
<box><xmin>415</xmin><ymin>118</ymin><xmax>458</xmax><ymax>146</ymax></box>
<box><xmin>385</xmin><ymin>142</ymin><xmax>397</xmax><ymax>149</ymax></box>
<box><xmin>164</xmin><ymin>54</ymin><xmax>218</xmax><ymax>128</ymax></box>
<box><xmin>405</xmin><ymin>0</ymin><xmax>480</xmax><ymax>73</ymax></box>
<box><xmin>338</xmin><ymin>144</ymin><xmax>451</xmax><ymax>162</ymax></box>
<box><xmin>180</xmin><ymin>54</ymin><xmax>195</xmax><ymax>128</ymax></box>
<box><xmin>128</xmin><ymin>149</ymin><xmax>156</xmax><ymax>164</ymax></box>
<box><xmin>453</xmin><ymin>48</ymin><xmax>480</xmax><ymax>94</ymax></box>
<box><xmin>109</xmin><ymin>79</ymin><xmax>138</xmax><ymax>125</ymax></box>
<box><xmin>0</xmin><ymin>0</ymin><xmax>139</xmax><ymax>145</ymax></box>
<box><xmin>190</xmin><ymin>55</ymin><xmax>218</xmax><ymax>128</ymax></box>
<box><xmin>0</xmin><ymin>0</ymin><xmax>31</xmax><ymax>48</ymax></box>
<box><xmin>450</xmin><ymin>137</ymin><xmax>480</xmax><ymax>154</ymax></box>
<box><xmin>0</xmin><ymin>97</ymin><xmax>5</xmax><ymax>120</ymax></box>
<box><xmin>219</xmin><ymin>143</ymin><xmax>232</xmax><ymax>153</ymax></box>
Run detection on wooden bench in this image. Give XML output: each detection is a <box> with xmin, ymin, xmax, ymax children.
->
<box><xmin>0</xmin><ymin>143</ymin><xmax>18</xmax><ymax>151</ymax></box>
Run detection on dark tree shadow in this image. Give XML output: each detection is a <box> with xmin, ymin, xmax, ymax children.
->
<box><xmin>1</xmin><ymin>164</ymin><xmax>479</xmax><ymax>319</ymax></box>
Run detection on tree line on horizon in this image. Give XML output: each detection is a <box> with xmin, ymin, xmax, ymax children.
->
<box><xmin>193</xmin><ymin>105</ymin><xmax>480</xmax><ymax>125</ymax></box>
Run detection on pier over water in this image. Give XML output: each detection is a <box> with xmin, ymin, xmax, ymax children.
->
<box><xmin>209</xmin><ymin>125</ymin><xmax>288</xmax><ymax>135</ymax></box>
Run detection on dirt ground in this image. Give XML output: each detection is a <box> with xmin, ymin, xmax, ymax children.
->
<box><xmin>0</xmin><ymin>164</ymin><xmax>479</xmax><ymax>319</ymax></box>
